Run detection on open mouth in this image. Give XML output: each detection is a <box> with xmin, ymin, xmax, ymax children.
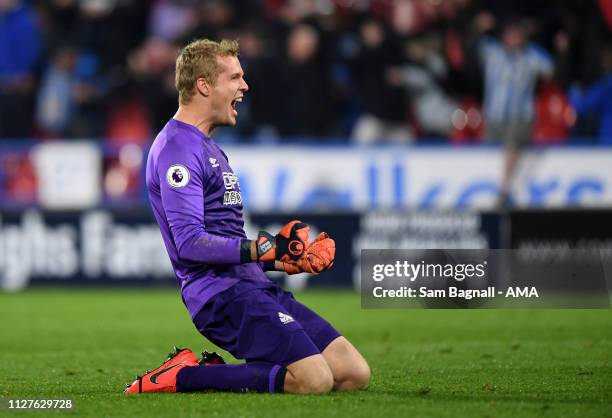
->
<box><xmin>231</xmin><ymin>97</ymin><xmax>242</xmax><ymax>115</ymax></box>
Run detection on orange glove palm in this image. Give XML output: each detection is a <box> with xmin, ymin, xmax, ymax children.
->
<box><xmin>283</xmin><ymin>232</ymin><xmax>335</xmax><ymax>275</ymax></box>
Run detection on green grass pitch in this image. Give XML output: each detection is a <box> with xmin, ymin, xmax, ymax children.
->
<box><xmin>0</xmin><ymin>289</ymin><xmax>611</xmax><ymax>417</ymax></box>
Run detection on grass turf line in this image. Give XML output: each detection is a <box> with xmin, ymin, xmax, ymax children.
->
<box><xmin>0</xmin><ymin>289</ymin><xmax>611</xmax><ymax>418</ymax></box>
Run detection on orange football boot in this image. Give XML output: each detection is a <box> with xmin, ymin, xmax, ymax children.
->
<box><xmin>124</xmin><ymin>347</ymin><xmax>199</xmax><ymax>394</ymax></box>
<box><xmin>198</xmin><ymin>350</ymin><xmax>226</xmax><ymax>366</ymax></box>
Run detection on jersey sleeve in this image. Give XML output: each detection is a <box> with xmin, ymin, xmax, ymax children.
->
<box><xmin>157</xmin><ymin>139</ymin><xmax>241</xmax><ymax>264</ymax></box>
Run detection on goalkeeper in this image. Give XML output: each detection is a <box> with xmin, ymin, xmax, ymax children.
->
<box><xmin>124</xmin><ymin>38</ymin><xmax>370</xmax><ymax>395</ymax></box>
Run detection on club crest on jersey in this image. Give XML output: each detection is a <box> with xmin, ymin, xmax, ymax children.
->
<box><xmin>166</xmin><ymin>164</ymin><xmax>190</xmax><ymax>188</ymax></box>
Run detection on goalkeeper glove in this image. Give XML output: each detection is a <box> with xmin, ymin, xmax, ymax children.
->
<box><xmin>241</xmin><ymin>220</ymin><xmax>310</xmax><ymax>263</ymax></box>
<box><xmin>282</xmin><ymin>232</ymin><xmax>335</xmax><ymax>275</ymax></box>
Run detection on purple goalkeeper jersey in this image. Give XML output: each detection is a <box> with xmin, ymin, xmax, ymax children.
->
<box><xmin>146</xmin><ymin>118</ymin><xmax>270</xmax><ymax>318</ymax></box>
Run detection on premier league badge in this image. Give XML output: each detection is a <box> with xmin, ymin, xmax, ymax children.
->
<box><xmin>166</xmin><ymin>164</ymin><xmax>190</xmax><ymax>188</ymax></box>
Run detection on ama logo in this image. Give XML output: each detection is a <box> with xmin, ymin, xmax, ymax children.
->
<box><xmin>166</xmin><ymin>164</ymin><xmax>190</xmax><ymax>188</ymax></box>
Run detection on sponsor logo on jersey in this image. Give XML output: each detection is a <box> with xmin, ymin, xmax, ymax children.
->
<box><xmin>223</xmin><ymin>172</ymin><xmax>239</xmax><ymax>190</ymax></box>
<box><xmin>223</xmin><ymin>191</ymin><xmax>242</xmax><ymax>205</ymax></box>
<box><xmin>166</xmin><ymin>165</ymin><xmax>190</xmax><ymax>188</ymax></box>
<box><xmin>209</xmin><ymin>157</ymin><xmax>219</xmax><ymax>168</ymax></box>
<box><xmin>278</xmin><ymin>312</ymin><xmax>295</xmax><ymax>325</ymax></box>
<box><xmin>222</xmin><ymin>172</ymin><xmax>242</xmax><ymax>205</ymax></box>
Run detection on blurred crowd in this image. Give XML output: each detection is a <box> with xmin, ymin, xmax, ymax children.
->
<box><xmin>1</xmin><ymin>0</ymin><xmax>612</xmax><ymax>145</ymax></box>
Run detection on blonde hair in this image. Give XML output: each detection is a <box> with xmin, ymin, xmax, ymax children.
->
<box><xmin>175</xmin><ymin>39</ymin><xmax>240</xmax><ymax>105</ymax></box>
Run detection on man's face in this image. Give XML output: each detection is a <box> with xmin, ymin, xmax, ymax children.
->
<box><xmin>207</xmin><ymin>55</ymin><xmax>249</xmax><ymax>128</ymax></box>
<box><xmin>502</xmin><ymin>26</ymin><xmax>526</xmax><ymax>51</ymax></box>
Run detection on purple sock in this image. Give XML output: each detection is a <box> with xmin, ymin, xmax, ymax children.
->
<box><xmin>176</xmin><ymin>362</ymin><xmax>286</xmax><ymax>393</ymax></box>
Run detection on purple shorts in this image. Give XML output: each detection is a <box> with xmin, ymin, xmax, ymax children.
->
<box><xmin>192</xmin><ymin>281</ymin><xmax>341</xmax><ymax>367</ymax></box>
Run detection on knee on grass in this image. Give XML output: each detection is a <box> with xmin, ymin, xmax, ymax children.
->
<box><xmin>285</xmin><ymin>355</ymin><xmax>334</xmax><ymax>394</ymax></box>
<box><xmin>338</xmin><ymin>360</ymin><xmax>370</xmax><ymax>391</ymax></box>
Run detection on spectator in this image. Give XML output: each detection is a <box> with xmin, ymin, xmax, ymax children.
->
<box><xmin>180</xmin><ymin>0</ymin><xmax>236</xmax><ymax>45</ymax></box>
<box><xmin>71</xmin><ymin>0</ymin><xmax>148</xmax><ymax>71</ymax></box>
<box><xmin>35</xmin><ymin>44</ymin><xmax>77</xmax><ymax>136</ymax></box>
<box><xmin>348</xmin><ymin>18</ymin><xmax>412</xmax><ymax>144</ymax></box>
<box><xmin>569</xmin><ymin>46</ymin><xmax>612</xmax><ymax>144</ymax></box>
<box><xmin>148</xmin><ymin>0</ymin><xmax>198</xmax><ymax>42</ymax></box>
<box><xmin>36</xmin><ymin>43</ymin><xmax>109</xmax><ymax>138</ymax></box>
<box><xmin>0</xmin><ymin>0</ymin><xmax>41</xmax><ymax>138</ymax></box>
<box><xmin>280</xmin><ymin>24</ymin><xmax>335</xmax><ymax>138</ymax></box>
<box><xmin>234</xmin><ymin>24</ymin><xmax>286</xmax><ymax>140</ymax></box>
<box><xmin>127</xmin><ymin>38</ymin><xmax>178</xmax><ymax>134</ymax></box>
<box><xmin>474</xmin><ymin>14</ymin><xmax>554</xmax><ymax>206</ymax></box>
<box><xmin>395</xmin><ymin>30</ymin><xmax>458</xmax><ymax>138</ymax></box>
<box><xmin>0</xmin><ymin>0</ymin><xmax>610</xmax><ymax>145</ymax></box>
